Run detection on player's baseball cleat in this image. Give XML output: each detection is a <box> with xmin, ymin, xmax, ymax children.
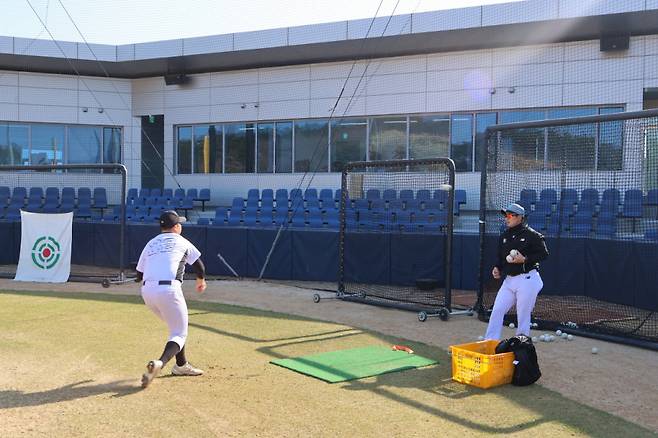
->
<box><xmin>141</xmin><ymin>359</ymin><xmax>163</xmax><ymax>388</ymax></box>
<box><xmin>171</xmin><ymin>362</ymin><xmax>204</xmax><ymax>376</ymax></box>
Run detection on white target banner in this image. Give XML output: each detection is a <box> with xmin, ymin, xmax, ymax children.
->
<box><xmin>15</xmin><ymin>211</ymin><xmax>73</xmax><ymax>283</ymax></box>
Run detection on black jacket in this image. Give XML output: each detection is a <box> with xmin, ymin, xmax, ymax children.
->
<box><xmin>495</xmin><ymin>223</ymin><xmax>549</xmax><ymax>277</ymax></box>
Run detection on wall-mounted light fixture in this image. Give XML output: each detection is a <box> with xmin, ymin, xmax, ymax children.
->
<box><xmin>82</xmin><ymin>107</ymin><xmax>88</xmax><ymax>112</ymax></box>
<box><xmin>98</xmin><ymin>108</ymin><xmax>104</xmax><ymax>113</ymax></box>
<box><xmin>508</xmin><ymin>87</ymin><xmax>516</xmax><ymax>94</ymax></box>
<box><xmin>240</xmin><ymin>103</ymin><xmax>246</xmax><ymax>109</ymax></box>
<box><xmin>489</xmin><ymin>88</ymin><xmax>496</xmax><ymax>95</ymax></box>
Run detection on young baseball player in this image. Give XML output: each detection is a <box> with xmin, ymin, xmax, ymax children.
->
<box><xmin>485</xmin><ymin>203</ymin><xmax>549</xmax><ymax>340</ymax></box>
<box><xmin>136</xmin><ymin>210</ymin><xmax>207</xmax><ymax>388</ymax></box>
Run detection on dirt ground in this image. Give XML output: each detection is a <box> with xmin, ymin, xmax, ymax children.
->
<box><xmin>2</xmin><ymin>277</ymin><xmax>657</xmax><ymax>433</ymax></box>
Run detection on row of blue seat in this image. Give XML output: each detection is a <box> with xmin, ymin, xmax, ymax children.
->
<box><xmin>0</xmin><ymin>186</ymin><xmax>108</xmax><ymax>210</ymax></box>
<box><xmin>127</xmin><ymin>188</ymin><xmax>210</xmax><ymax>209</ymax></box>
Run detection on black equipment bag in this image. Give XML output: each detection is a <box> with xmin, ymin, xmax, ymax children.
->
<box><xmin>495</xmin><ymin>335</ymin><xmax>541</xmax><ymax>386</ymax></box>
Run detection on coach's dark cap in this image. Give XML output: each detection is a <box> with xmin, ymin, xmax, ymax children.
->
<box><xmin>501</xmin><ymin>203</ymin><xmax>526</xmax><ymax>217</ymax></box>
<box><xmin>159</xmin><ymin>210</ymin><xmax>187</xmax><ymax>228</ymax></box>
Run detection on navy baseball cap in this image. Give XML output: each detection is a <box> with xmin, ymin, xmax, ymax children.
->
<box><xmin>501</xmin><ymin>203</ymin><xmax>526</xmax><ymax>217</ymax></box>
<box><xmin>159</xmin><ymin>210</ymin><xmax>187</xmax><ymax>228</ymax></box>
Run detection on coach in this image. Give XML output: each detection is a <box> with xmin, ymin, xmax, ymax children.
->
<box><xmin>485</xmin><ymin>203</ymin><xmax>549</xmax><ymax>340</ymax></box>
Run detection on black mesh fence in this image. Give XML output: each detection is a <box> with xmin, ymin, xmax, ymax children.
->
<box><xmin>478</xmin><ymin>109</ymin><xmax>658</xmax><ymax>349</ymax></box>
<box><xmin>338</xmin><ymin>158</ymin><xmax>456</xmax><ymax>313</ymax></box>
<box><xmin>0</xmin><ymin>164</ymin><xmax>127</xmax><ymax>283</ymax></box>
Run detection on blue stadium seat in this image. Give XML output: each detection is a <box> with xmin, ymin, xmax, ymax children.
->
<box><xmin>75</xmin><ymin>204</ymin><xmax>92</xmax><ymax>219</ymax></box>
<box><xmin>369</xmin><ymin>198</ymin><xmax>385</xmax><ymax>211</ymax></box>
<box><xmin>231</xmin><ymin>197</ymin><xmax>245</xmax><ymax>214</ymax></box>
<box><xmin>197</xmin><ymin>217</ymin><xmax>210</xmax><ymax>226</ymax></box>
<box><xmin>93</xmin><ymin>188</ymin><xmax>108</xmax><ymax>211</ymax></box>
<box><xmin>243</xmin><ymin>209</ymin><xmax>259</xmax><ymax>227</ymax></box>
<box><xmin>290</xmin><ymin>196</ymin><xmax>304</xmax><ymax>213</ymax></box>
<box><xmin>387</xmin><ymin>199</ymin><xmax>404</xmax><ymax>213</ymax></box>
<box><xmin>454</xmin><ymin>190</ymin><xmax>467</xmax><ymax>215</ymax></box>
<box><xmin>307</xmin><ymin>209</ymin><xmax>324</xmax><ymax>228</ymax></box>
<box><xmin>359</xmin><ymin>211</ymin><xmax>381</xmax><ymax>231</ymax></box>
<box><xmin>520</xmin><ymin>189</ymin><xmax>537</xmax><ymax>207</ymax></box>
<box><xmin>423</xmin><ymin>199</ymin><xmax>441</xmax><ymax>212</ymax></box>
<box><xmin>534</xmin><ymin>199</ymin><xmax>553</xmax><ymax>217</ymax></box>
<box><xmin>366</xmin><ymin>189</ymin><xmax>380</xmax><ymax>200</ymax></box>
<box><xmin>261</xmin><ymin>188</ymin><xmax>274</xmax><ymax>204</ymax></box>
<box><xmin>290</xmin><ymin>213</ymin><xmax>306</xmax><ymax>228</ymax></box>
<box><xmin>28</xmin><ymin>187</ymin><xmax>44</xmax><ymax>199</ymax></box>
<box><xmin>596</xmin><ymin>214</ymin><xmax>617</xmax><ymax>238</ymax></box>
<box><xmin>306</xmin><ymin>198</ymin><xmax>320</xmax><ymax>210</ymax></box>
<box><xmin>382</xmin><ymin>189</ymin><xmax>396</xmax><ymax>201</ymax></box>
<box><xmin>304</xmin><ymin>188</ymin><xmax>318</xmax><ymax>202</ymax></box>
<box><xmin>59</xmin><ymin>188</ymin><xmax>75</xmax><ymax>212</ymax></box>
<box><xmin>0</xmin><ymin>186</ymin><xmax>10</xmax><ymax>206</ymax></box>
<box><xmin>416</xmin><ymin>189</ymin><xmax>431</xmax><ymax>200</ymax></box>
<box><xmin>644</xmin><ymin>229</ymin><xmax>658</xmax><ymax>241</ymax></box>
<box><xmin>261</xmin><ymin>195</ymin><xmax>274</xmax><ymax>210</ymax></box>
<box><xmin>150</xmin><ymin>188</ymin><xmax>162</xmax><ymax>198</ymax></box>
<box><xmin>399</xmin><ymin>189</ymin><xmax>413</xmax><ymax>200</ymax></box>
<box><xmin>213</xmin><ymin>207</ymin><xmax>228</xmax><ymax>226</ymax></box>
<box><xmin>246</xmin><ymin>194</ymin><xmax>259</xmax><ymax>210</ymax></box>
<box><xmin>26</xmin><ymin>191</ymin><xmax>43</xmax><ymax>212</ymax></box>
<box><xmin>186</xmin><ymin>188</ymin><xmax>198</xmax><ymax>202</ymax></box>
<box><xmin>344</xmin><ymin>209</ymin><xmax>358</xmax><ymax>229</ymax></box>
<box><xmin>138</xmin><ymin>188</ymin><xmax>150</xmax><ymax>203</ymax></box>
<box><xmin>571</xmin><ymin>213</ymin><xmax>593</xmax><ymax>236</ymax></box>
<box><xmin>539</xmin><ymin>188</ymin><xmax>557</xmax><ymax>205</ymax></box>
<box><xmin>163</xmin><ymin>188</ymin><xmax>173</xmax><ymax>201</ymax></box>
<box><xmin>78</xmin><ymin>188</ymin><xmax>92</xmax><ymax>204</ymax></box>
<box><xmin>290</xmin><ymin>188</ymin><xmax>303</xmax><ymax>203</ymax></box>
<box><xmin>560</xmin><ymin>188</ymin><xmax>578</xmax><ymax>205</ymax></box>
<box><xmin>319</xmin><ymin>189</ymin><xmax>334</xmax><ymax>208</ymax></box>
<box><xmin>127</xmin><ymin>188</ymin><xmax>138</xmax><ymax>204</ymax></box>
<box><xmin>622</xmin><ymin>189</ymin><xmax>643</xmax><ymax>218</ymax></box>
<box><xmin>44</xmin><ymin>188</ymin><xmax>59</xmax><ymax>209</ymax></box>
<box><xmin>172</xmin><ymin>188</ymin><xmax>186</xmax><ymax>207</ymax></box>
<box><xmin>647</xmin><ymin>189</ymin><xmax>658</xmax><ymax>206</ymax></box>
<box><xmin>354</xmin><ymin>199</ymin><xmax>369</xmax><ymax>212</ymax></box>
<box><xmin>227</xmin><ymin>211</ymin><xmax>242</xmax><ymax>226</ymax></box>
<box><xmin>247</xmin><ymin>188</ymin><xmax>259</xmax><ymax>206</ymax></box>
<box><xmin>527</xmin><ymin>213</ymin><xmax>546</xmax><ymax>231</ymax></box>
<box><xmin>324</xmin><ymin>209</ymin><xmax>339</xmax><ymax>228</ymax></box>
<box><xmin>5</xmin><ymin>206</ymin><xmax>22</xmax><ymax>221</ymax></box>
<box><xmin>334</xmin><ymin>189</ymin><xmax>343</xmax><ymax>204</ymax></box>
<box><xmin>273</xmin><ymin>208</ymin><xmax>289</xmax><ymax>226</ymax></box>
<box><xmin>581</xmin><ymin>188</ymin><xmax>599</xmax><ymax>207</ymax></box>
<box><xmin>178</xmin><ymin>196</ymin><xmax>194</xmax><ymax>217</ymax></box>
<box><xmin>45</xmin><ymin>187</ymin><xmax>59</xmax><ymax>200</ymax></box>
<box><xmin>275</xmin><ymin>189</ymin><xmax>289</xmax><ymax>210</ymax></box>
<box><xmin>405</xmin><ymin>199</ymin><xmax>422</xmax><ymax>212</ymax></box>
<box><xmin>198</xmin><ymin>188</ymin><xmax>211</xmax><ymax>211</ymax></box>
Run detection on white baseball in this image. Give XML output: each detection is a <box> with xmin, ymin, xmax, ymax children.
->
<box><xmin>509</xmin><ymin>249</ymin><xmax>519</xmax><ymax>257</ymax></box>
<box><xmin>567</xmin><ymin>335</ymin><xmax>574</xmax><ymax>341</ymax></box>
<box><xmin>556</xmin><ymin>330</ymin><xmax>562</xmax><ymax>336</ymax></box>
<box><xmin>561</xmin><ymin>333</ymin><xmax>568</xmax><ymax>339</ymax></box>
<box><xmin>477</xmin><ymin>336</ymin><xmax>484</xmax><ymax>341</ymax></box>
<box><xmin>531</xmin><ymin>337</ymin><xmax>538</xmax><ymax>343</ymax></box>
<box><xmin>591</xmin><ymin>347</ymin><xmax>598</xmax><ymax>354</ymax></box>
<box><xmin>509</xmin><ymin>323</ymin><xmax>515</xmax><ymax>329</ymax></box>
<box><xmin>506</xmin><ymin>255</ymin><xmax>514</xmax><ymax>263</ymax></box>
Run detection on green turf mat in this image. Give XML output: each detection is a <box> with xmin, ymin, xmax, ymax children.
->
<box><xmin>270</xmin><ymin>345</ymin><xmax>438</xmax><ymax>383</ymax></box>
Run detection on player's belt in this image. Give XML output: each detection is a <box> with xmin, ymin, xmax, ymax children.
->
<box><xmin>142</xmin><ymin>280</ymin><xmax>179</xmax><ymax>285</ymax></box>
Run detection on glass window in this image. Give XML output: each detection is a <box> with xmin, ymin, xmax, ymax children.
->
<box><xmin>0</xmin><ymin>124</ymin><xmax>29</xmax><ymax>165</ymax></box>
<box><xmin>31</xmin><ymin>125</ymin><xmax>64</xmax><ymax>165</ymax></box>
<box><xmin>598</xmin><ymin>107</ymin><xmax>624</xmax><ymax>171</ymax></box>
<box><xmin>450</xmin><ymin>114</ymin><xmax>473</xmax><ymax>172</ymax></box>
<box><xmin>177</xmin><ymin>126</ymin><xmax>192</xmax><ymax>174</ymax></box>
<box><xmin>103</xmin><ymin>127</ymin><xmax>121</xmax><ymax>164</ymax></box>
<box><xmin>192</xmin><ymin>125</ymin><xmax>215</xmax><ymax>173</ymax></box>
<box><xmin>275</xmin><ymin>122</ymin><xmax>293</xmax><ymax>173</ymax></box>
<box><xmin>331</xmin><ymin>119</ymin><xmax>366</xmax><ymax>172</ymax></box>
<box><xmin>475</xmin><ymin>113</ymin><xmax>497</xmax><ymax>171</ymax></box>
<box><xmin>409</xmin><ymin>115</ymin><xmax>449</xmax><ymax>160</ymax></box>
<box><xmin>368</xmin><ymin>117</ymin><xmax>407</xmax><ymax>161</ymax></box>
<box><xmin>225</xmin><ymin>123</ymin><xmax>256</xmax><ymax>173</ymax></box>
<box><xmin>294</xmin><ymin>120</ymin><xmax>328</xmax><ymax>172</ymax></box>
<box><xmin>547</xmin><ymin>108</ymin><xmax>597</xmax><ymax>170</ymax></box>
<box><xmin>498</xmin><ymin>110</ymin><xmax>546</xmax><ymax>171</ymax></box>
<box><xmin>67</xmin><ymin>126</ymin><xmax>102</xmax><ymax>164</ymax></box>
<box><xmin>257</xmin><ymin>123</ymin><xmax>274</xmax><ymax>173</ymax></box>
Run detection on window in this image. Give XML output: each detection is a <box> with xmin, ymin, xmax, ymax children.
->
<box><xmin>450</xmin><ymin>114</ymin><xmax>473</xmax><ymax>172</ymax></box>
<box><xmin>193</xmin><ymin>125</ymin><xmax>222</xmax><ymax>174</ymax></box>
<box><xmin>409</xmin><ymin>115</ymin><xmax>449</xmax><ymax>160</ymax></box>
<box><xmin>32</xmin><ymin>125</ymin><xmax>65</xmax><ymax>165</ymax></box>
<box><xmin>275</xmin><ymin>122</ymin><xmax>293</xmax><ymax>173</ymax></box>
<box><xmin>0</xmin><ymin>124</ymin><xmax>28</xmax><ymax>165</ymax></box>
<box><xmin>68</xmin><ymin>126</ymin><xmax>101</xmax><ymax>165</ymax></box>
<box><xmin>368</xmin><ymin>117</ymin><xmax>406</xmax><ymax>161</ymax></box>
<box><xmin>103</xmin><ymin>127</ymin><xmax>121</xmax><ymax>164</ymax></box>
<box><xmin>257</xmin><ymin>123</ymin><xmax>274</xmax><ymax>173</ymax></box>
<box><xmin>598</xmin><ymin>107</ymin><xmax>624</xmax><ymax>171</ymax></box>
<box><xmin>294</xmin><ymin>120</ymin><xmax>328</xmax><ymax>172</ymax></box>
<box><xmin>225</xmin><ymin>123</ymin><xmax>255</xmax><ymax>173</ymax></box>
<box><xmin>499</xmin><ymin>111</ymin><xmax>546</xmax><ymax>171</ymax></box>
<box><xmin>547</xmin><ymin>108</ymin><xmax>597</xmax><ymax>170</ymax></box>
<box><xmin>475</xmin><ymin>113</ymin><xmax>497</xmax><ymax>171</ymax></box>
<box><xmin>331</xmin><ymin>119</ymin><xmax>366</xmax><ymax>172</ymax></box>
<box><xmin>177</xmin><ymin>126</ymin><xmax>192</xmax><ymax>174</ymax></box>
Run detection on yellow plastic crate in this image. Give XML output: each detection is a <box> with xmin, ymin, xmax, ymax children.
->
<box><xmin>450</xmin><ymin>340</ymin><xmax>514</xmax><ymax>389</ymax></box>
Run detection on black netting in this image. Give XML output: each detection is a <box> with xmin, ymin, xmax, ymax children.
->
<box><xmin>0</xmin><ymin>164</ymin><xmax>127</xmax><ymax>283</ymax></box>
<box><xmin>478</xmin><ymin>111</ymin><xmax>658</xmax><ymax>347</ymax></box>
<box><xmin>338</xmin><ymin>158</ymin><xmax>456</xmax><ymax>312</ymax></box>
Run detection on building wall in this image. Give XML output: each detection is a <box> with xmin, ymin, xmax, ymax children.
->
<box><xmin>3</xmin><ymin>34</ymin><xmax>658</xmax><ymax>207</ymax></box>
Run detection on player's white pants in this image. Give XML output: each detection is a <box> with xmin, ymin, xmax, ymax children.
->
<box><xmin>141</xmin><ymin>281</ymin><xmax>188</xmax><ymax>349</ymax></box>
<box><xmin>485</xmin><ymin>269</ymin><xmax>543</xmax><ymax>341</ymax></box>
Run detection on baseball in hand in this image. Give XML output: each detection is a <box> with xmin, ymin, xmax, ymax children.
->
<box><xmin>509</xmin><ymin>249</ymin><xmax>519</xmax><ymax>257</ymax></box>
<box><xmin>506</xmin><ymin>255</ymin><xmax>513</xmax><ymax>263</ymax></box>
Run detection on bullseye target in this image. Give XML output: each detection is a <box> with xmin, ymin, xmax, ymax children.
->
<box><xmin>31</xmin><ymin>236</ymin><xmax>61</xmax><ymax>270</ymax></box>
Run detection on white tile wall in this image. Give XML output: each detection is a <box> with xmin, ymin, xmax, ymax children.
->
<box><xmin>427</xmin><ymin>69</ymin><xmax>493</xmax><ymax>92</ymax></box>
<box><xmin>563</xmin><ymin>80</ymin><xmax>643</xmax><ymax>106</ymax></box>
<box><xmin>427</xmin><ymin>50</ymin><xmax>492</xmax><ymax>70</ymax></box>
<box><xmin>14</xmin><ymin>38</ymin><xmax>77</xmax><ymax>58</ymax></box>
<box><xmin>366</xmin><ymin>93</ymin><xmax>425</xmax><ymax>115</ymax></box>
<box><xmin>77</xmin><ymin>43</ymin><xmax>116</xmax><ymax>61</ymax></box>
<box><xmin>79</xmin><ymin>90</ymin><xmax>131</xmax><ymax>110</ymax></box>
<box><xmin>309</xmin><ymin>96</ymin><xmax>367</xmax><ymax>118</ymax></box>
<box><xmin>116</xmin><ymin>44</ymin><xmax>135</xmax><ymax>62</ymax></box>
<box><xmin>0</xmin><ymin>102</ymin><xmax>18</xmax><ymax>120</ymax></box>
<box><xmin>19</xmin><ymin>104</ymin><xmax>78</xmax><ymax>124</ymax></box>
<box><xmin>492</xmin><ymin>44</ymin><xmax>564</xmax><ymax>65</ymax></box>
<box><xmin>259</xmin><ymin>81</ymin><xmax>310</xmax><ymax>101</ymax></box>
<box><xmin>366</xmin><ymin>72</ymin><xmax>426</xmax><ymax>95</ymax></box>
<box><xmin>259</xmin><ymin>66</ymin><xmax>310</xmax><ymax>83</ymax></box>
<box><xmin>558</xmin><ymin>0</ymin><xmax>645</xmax><ymax>18</ymax></box>
<box><xmin>427</xmin><ymin>90</ymin><xmax>491</xmax><ymax>112</ymax></box>
<box><xmin>165</xmin><ymin>106</ymin><xmax>211</xmax><ymax>125</ymax></box>
<box><xmin>288</xmin><ymin>21</ymin><xmax>347</xmax><ymax>45</ymax></box>
<box><xmin>164</xmin><ymin>88</ymin><xmax>210</xmax><ymax>109</ymax></box>
<box><xmin>646</xmin><ymin>36</ymin><xmax>658</xmax><ymax>56</ymax></box>
<box><xmin>19</xmin><ymin>87</ymin><xmax>77</xmax><ymax>106</ymax></box>
<box><xmin>257</xmin><ymin>99</ymin><xmax>310</xmax><ymax>120</ymax></box>
<box><xmin>491</xmin><ymin>84</ymin><xmax>563</xmax><ymax>108</ymax></box>
<box><xmin>19</xmin><ymin>73</ymin><xmax>77</xmax><ymax>89</ymax></box>
<box><xmin>648</xmin><ymin>0</ymin><xmax>658</xmax><ymax>9</ymax></box>
<box><xmin>483</xmin><ymin>0</ymin><xmax>558</xmax><ymax>25</ymax></box>
<box><xmin>412</xmin><ymin>7</ymin><xmax>481</xmax><ymax>33</ymax></box>
<box><xmin>210</xmin><ymin>103</ymin><xmax>258</xmax><ymax>122</ymax></box>
<box><xmin>367</xmin><ymin>56</ymin><xmax>426</xmax><ymax>75</ymax></box>
<box><xmin>310</xmin><ymin>77</ymin><xmax>366</xmax><ymax>99</ymax></box>
<box><xmin>0</xmin><ymin>36</ymin><xmax>13</xmax><ymax>54</ymax></box>
<box><xmin>348</xmin><ymin>14</ymin><xmax>412</xmax><ymax>39</ymax></box>
<box><xmin>493</xmin><ymin>63</ymin><xmax>563</xmax><ymax>87</ymax></box>
<box><xmin>310</xmin><ymin>61</ymin><xmax>368</xmax><ymax>80</ymax></box>
<box><xmin>234</xmin><ymin>28</ymin><xmax>287</xmax><ymax>51</ymax></box>
<box><xmin>564</xmin><ymin>38</ymin><xmax>644</xmax><ymax>61</ymax></box>
<box><xmin>135</xmin><ymin>39</ymin><xmax>184</xmax><ymax>60</ymax></box>
<box><xmin>132</xmin><ymin>77</ymin><xmax>164</xmax><ymax>94</ymax></box>
<box><xmin>183</xmin><ymin>35</ymin><xmax>233</xmax><ymax>55</ymax></box>
<box><xmin>211</xmin><ymin>85</ymin><xmax>259</xmax><ymax>104</ymax></box>
<box><xmin>210</xmin><ymin>70</ymin><xmax>259</xmax><ymax>87</ymax></box>
<box><xmin>646</xmin><ymin>56</ymin><xmax>658</xmax><ymax>79</ymax></box>
<box><xmin>0</xmin><ymin>71</ymin><xmax>18</xmax><ymax>87</ymax></box>
<box><xmin>81</xmin><ymin>77</ymin><xmax>131</xmax><ymax>93</ymax></box>
<box><xmin>564</xmin><ymin>57</ymin><xmax>644</xmax><ymax>82</ymax></box>
<box><xmin>0</xmin><ymin>85</ymin><xmax>19</xmax><ymax>104</ymax></box>
<box><xmin>132</xmin><ymin>91</ymin><xmax>164</xmax><ymax>115</ymax></box>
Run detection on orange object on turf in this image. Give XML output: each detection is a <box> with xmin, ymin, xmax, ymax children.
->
<box><xmin>391</xmin><ymin>345</ymin><xmax>414</xmax><ymax>354</ymax></box>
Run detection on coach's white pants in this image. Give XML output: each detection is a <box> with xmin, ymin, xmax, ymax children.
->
<box><xmin>141</xmin><ymin>282</ymin><xmax>188</xmax><ymax>349</ymax></box>
<box><xmin>485</xmin><ymin>269</ymin><xmax>543</xmax><ymax>341</ymax></box>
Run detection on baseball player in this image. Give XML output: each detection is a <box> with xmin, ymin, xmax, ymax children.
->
<box><xmin>136</xmin><ymin>210</ymin><xmax>207</xmax><ymax>388</ymax></box>
<box><xmin>484</xmin><ymin>203</ymin><xmax>549</xmax><ymax>340</ymax></box>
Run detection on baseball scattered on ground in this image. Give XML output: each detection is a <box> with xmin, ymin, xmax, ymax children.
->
<box><xmin>592</xmin><ymin>347</ymin><xmax>599</xmax><ymax>354</ymax></box>
<box><xmin>567</xmin><ymin>334</ymin><xmax>574</xmax><ymax>341</ymax></box>
<box><xmin>509</xmin><ymin>323</ymin><xmax>515</xmax><ymax>329</ymax></box>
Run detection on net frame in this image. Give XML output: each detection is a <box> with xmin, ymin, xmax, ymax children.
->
<box><xmin>337</xmin><ymin>157</ymin><xmax>458</xmax><ymax>316</ymax></box>
<box><xmin>0</xmin><ymin>163</ymin><xmax>127</xmax><ymax>285</ymax></box>
<box><xmin>478</xmin><ymin>108</ymin><xmax>658</xmax><ymax>351</ymax></box>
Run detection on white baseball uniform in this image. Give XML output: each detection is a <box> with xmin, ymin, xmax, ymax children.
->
<box><xmin>137</xmin><ymin>232</ymin><xmax>202</xmax><ymax>349</ymax></box>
